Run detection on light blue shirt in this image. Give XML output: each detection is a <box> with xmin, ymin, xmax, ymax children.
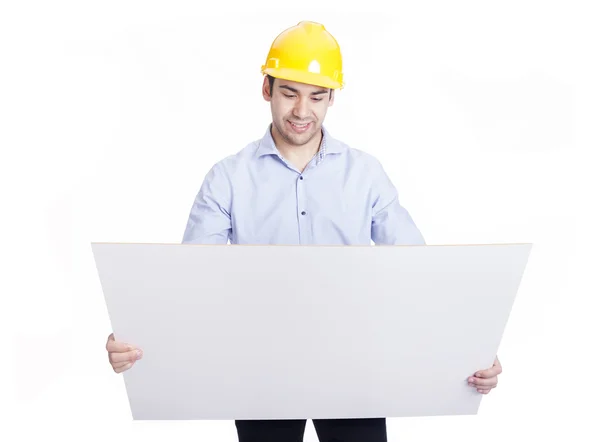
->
<box><xmin>182</xmin><ymin>125</ymin><xmax>425</xmax><ymax>246</ymax></box>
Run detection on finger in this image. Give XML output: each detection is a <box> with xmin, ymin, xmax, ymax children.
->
<box><xmin>477</xmin><ymin>388</ymin><xmax>492</xmax><ymax>394</ymax></box>
<box><xmin>109</xmin><ymin>349</ymin><xmax>143</xmax><ymax>364</ymax></box>
<box><xmin>474</xmin><ymin>366</ymin><xmax>501</xmax><ymax>379</ymax></box>
<box><xmin>112</xmin><ymin>359</ymin><xmax>136</xmax><ymax>369</ymax></box>
<box><xmin>114</xmin><ymin>362</ymin><xmax>134</xmax><ymax>374</ymax></box>
<box><xmin>469</xmin><ymin>382</ymin><xmax>497</xmax><ymax>391</ymax></box>
<box><xmin>468</xmin><ymin>376</ymin><xmax>497</xmax><ymax>387</ymax></box>
<box><xmin>494</xmin><ymin>356</ymin><xmax>502</xmax><ymax>370</ymax></box>
<box><xmin>476</xmin><ymin>360</ymin><xmax>502</xmax><ymax>378</ymax></box>
<box><xmin>106</xmin><ymin>334</ymin><xmax>137</xmax><ymax>353</ymax></box>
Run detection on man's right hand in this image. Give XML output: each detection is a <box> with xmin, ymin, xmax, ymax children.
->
<box><xmin>106</xmin><ymin>332</ymin><xmax>143</xmax><ymax>373</ymax></box>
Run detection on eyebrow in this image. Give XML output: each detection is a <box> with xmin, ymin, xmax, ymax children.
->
<box><xmin>279</xmin><ymin>85</ymin><xmax>329</xmax><ymax>95</ymax></box>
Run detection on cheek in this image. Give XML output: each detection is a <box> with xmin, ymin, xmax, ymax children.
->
<box><xmin>313</xmin><ymin>102</ymin><xmax>329</xmax><ymax>119</ymax></box>
<box><xmin>273</xmin><ymin>102</ymin><xmax>293</xmax><ymax>120</ymax></box>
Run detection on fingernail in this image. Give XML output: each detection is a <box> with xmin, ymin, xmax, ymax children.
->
<box><xmin>136</xmin><ymin>349</ymin><xmax>142</xmax><ymax>359</ymax></box>
<box><xmin>469</xmin><ymin>377</ymin><xmax>474</xmax><ymax>383</ymax></box>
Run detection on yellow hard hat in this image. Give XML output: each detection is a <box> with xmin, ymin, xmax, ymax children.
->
<box><xmin>261</xmin><ymin>21</ymin><xmax>344</xmax><ymax>90</ymax></box>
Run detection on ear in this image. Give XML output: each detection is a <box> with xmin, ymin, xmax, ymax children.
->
<box><xmin>328</xmin><ymin>89</ymin><xmax>335</xmax><ymax>107</ymax></box>
<box><xmin>262</xmin><ymin>76</ymin><xmax>271</xmax><ymax>102</ymax></box>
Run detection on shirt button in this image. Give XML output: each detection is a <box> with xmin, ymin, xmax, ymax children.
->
<box><xmin>300</xmin><ymin>176</ymin><xmax>304</xmax><ymax>180</ymax></box>
<box><xmin>301</xmin><ymin>211</ymin><xmax>306</xmax><ymax>216</ymax></box>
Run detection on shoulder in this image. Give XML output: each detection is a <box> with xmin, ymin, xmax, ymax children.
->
<box><xmin>329</xmin><ymin>135</ymin><xmax>386</xmax><ymax>173</ymax></box>
<box><xmin>327</xmin><ymin>136</ymin><xmax>394</xmax><ymax>193</ymax></box>
<box><xmin>348</xmin><ymin>146</ymin><xmax>383</xmax><ymax>167</ymax></box>
<box><xmin>205</xmin><ymin>138</ymin><xmax>262</xmax><ymax>180</ymax></box>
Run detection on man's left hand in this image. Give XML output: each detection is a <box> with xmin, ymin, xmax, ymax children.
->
<box><xmin>468</xmin><ymin>356</ymin><xmax>502</xmax><ymax>394</ymax></box>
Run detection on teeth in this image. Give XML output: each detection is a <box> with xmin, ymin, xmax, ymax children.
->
<box><xmin>291</xmin><ymin>122</ymin><xmax>308</xmax><ymax>128</ymax></box>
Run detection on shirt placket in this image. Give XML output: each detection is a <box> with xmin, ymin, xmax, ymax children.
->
<box><xmin>296</xmin><ymin>155</ymin><xmax>321</xmax><ymax>244</ymax></box>
<box><xmin>296</xmin><ymin>172</ymin><xmax>309</xmax><ymax>244</ymax></box>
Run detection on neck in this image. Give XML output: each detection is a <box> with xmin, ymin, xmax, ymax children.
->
<box><xmin>271</xmin><ymin>124</ymin><xmax>322</xmax><ymax>172</ymax></box>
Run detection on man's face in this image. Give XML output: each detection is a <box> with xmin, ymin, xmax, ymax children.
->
<box><xmin>262</xmin><ymin>77</ymin><xmax>334</xmax><ymax>147</ymax></box>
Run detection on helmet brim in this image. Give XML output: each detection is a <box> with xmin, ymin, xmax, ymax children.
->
<box><xmin>262</xmin><ymin>67</ymin><xmax>343</xmax><ymax>90</ymax></box>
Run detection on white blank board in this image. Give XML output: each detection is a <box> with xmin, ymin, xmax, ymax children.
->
<box><xmin>91</xmin><ymin>243</ymin><xmax>532</xmax><ymax>420</ymax></box>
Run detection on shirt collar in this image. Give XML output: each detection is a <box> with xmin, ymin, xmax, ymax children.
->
<box><xmin>255</xmin><ymin>123</ymin><xmax>347</xmax><ymax>161</ymax></box>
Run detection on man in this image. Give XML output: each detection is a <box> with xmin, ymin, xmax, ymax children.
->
<box><xmin>105</xmin><ymin>21</ymin><xmax>503</xmax><ymax>442</ymax></box>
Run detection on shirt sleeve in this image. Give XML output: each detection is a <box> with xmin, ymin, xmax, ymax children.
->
<box><xmin>370</xmin><ymin>159</ymin><xmax>426</xmax><ymax>245</ymax></box>
<box><xmin>181</xmin><ymin>162</ymin><xmax>232</xmax><ymax>244</ymax></box>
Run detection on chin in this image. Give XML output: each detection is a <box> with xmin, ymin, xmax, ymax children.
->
<box><xmin>288</xmin><ymin>131</ymin><xmax>312</xmax><ymax>143</ymax></box>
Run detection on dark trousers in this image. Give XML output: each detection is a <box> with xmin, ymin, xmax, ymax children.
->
<box><xmin>235</xmin><ymin>418</ymin><xmax>387</xmax><ymax>442</ymax></box>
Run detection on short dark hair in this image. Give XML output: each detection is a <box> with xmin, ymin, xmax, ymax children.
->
<box><xmin>267</xmin><ymin>74</ymin><xmax>276</xmax><ymax>95</ymax></box>
<box><xmin>266</xmin><ymin>74</ymin><xmax>332</xmax><ymax>99</ymax></box>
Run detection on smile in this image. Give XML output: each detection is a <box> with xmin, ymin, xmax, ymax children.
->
<box><xmin>288</xmin><ymin>121</ymin><xmax>312</xmax><ymax>133</ymax></box>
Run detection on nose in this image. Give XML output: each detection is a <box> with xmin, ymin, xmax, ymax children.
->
<box><xmin>292</xmin><ymin>97</ymin><xmax>311</xmax><ymax>120</ymax></box>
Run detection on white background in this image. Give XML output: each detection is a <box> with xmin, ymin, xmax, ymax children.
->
<box><xmin>1</xmin><ymin>1</ymin><xmax>598</xmax><ymax>441</ymax></box>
